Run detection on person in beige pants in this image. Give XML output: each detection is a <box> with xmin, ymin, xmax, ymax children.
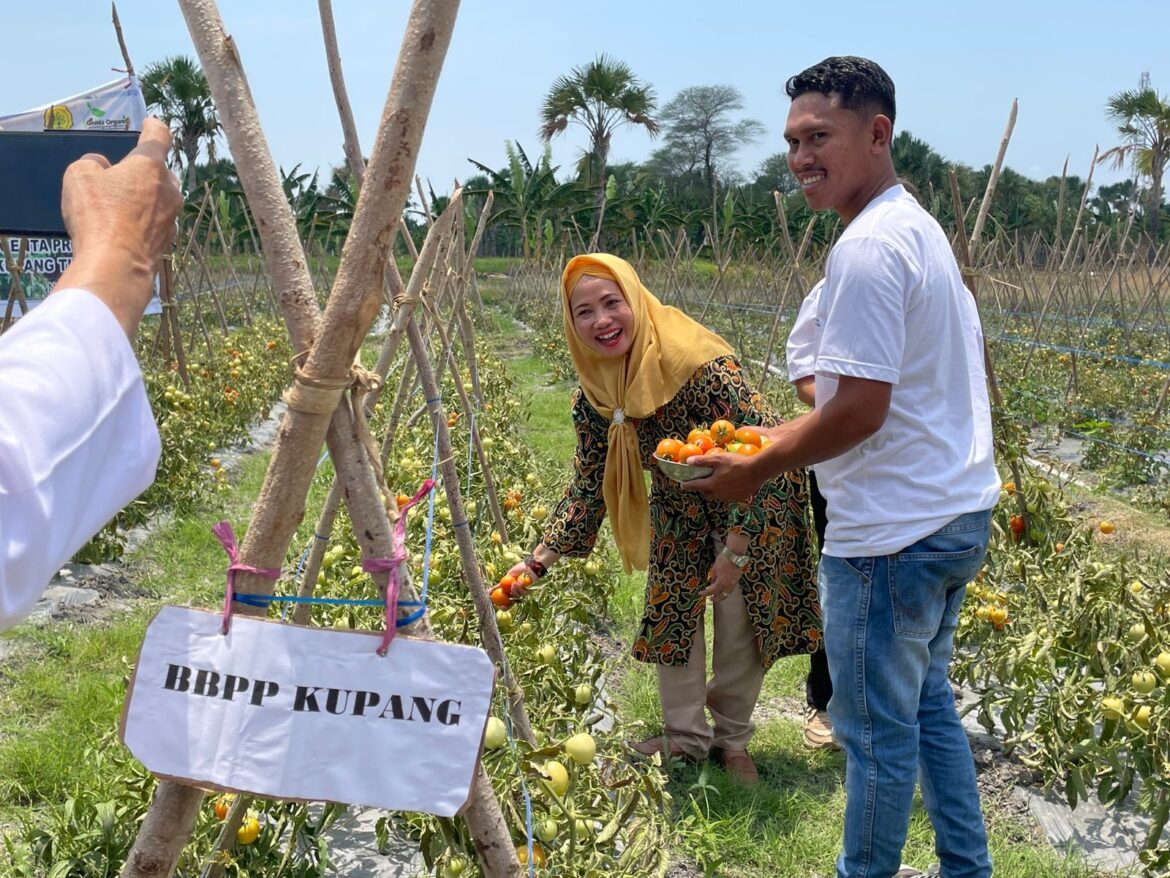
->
<box><xmin>507</xmin><ymin>254</ymin><xmax>822</xmax><ymax>784</ymax></box>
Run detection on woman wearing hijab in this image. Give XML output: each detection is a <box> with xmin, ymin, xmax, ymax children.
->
<box><xmin>505</xmin><ymin>253</ymin><xmax>822</xmax><ymax>784</ymax></box>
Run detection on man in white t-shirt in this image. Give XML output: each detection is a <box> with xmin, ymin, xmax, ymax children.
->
<box><xmin>0</xmin><ymin>118</ymin><xmax>182</xmax><ymax>629</ymax></box>
<box><xmin>687</xmin><ymin>57</ymin><xmax>999</xmax><ymax>878</ymax></box>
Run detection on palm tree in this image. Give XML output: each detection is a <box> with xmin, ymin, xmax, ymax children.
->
<box><xmin>1098</xmin><ymin>86</ymin><xmax>1170</xmax><ymax>245</ymax></box>
<box><xmin>141</xmin><ymin>55</ymin><xmax>221</xmax><ymax>193</ymax></box>
<box><xmin>539</xmin><ymin>54</ymin><xmax>659</xmax><ymax>247</ymax></box>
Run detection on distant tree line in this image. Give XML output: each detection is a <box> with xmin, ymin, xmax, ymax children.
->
<box><xmin>140</xmin><ymin>55</ymin><xmax>1170</xmax><ymax>264</ymax></box>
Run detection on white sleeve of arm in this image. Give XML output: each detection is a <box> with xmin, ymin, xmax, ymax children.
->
<box><xmin>0</xmin><ymin>289</ymin><xmax>161</xmax><ymax>630</ymax></box>
<box><xmin>785</xmin><ymin>280</ymin><xmax>823</xmax><ymax>383</ymax></box>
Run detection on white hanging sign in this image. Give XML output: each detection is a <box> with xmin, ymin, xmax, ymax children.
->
<box><xmin>120</xmin><ymin>606</ymin><xmax>495</xmax><ymax>817</ymax></box>
<box><xmin>0</xmin><ymin>76</ymin><xmax>147</xmax><ymax>132</ymax></box>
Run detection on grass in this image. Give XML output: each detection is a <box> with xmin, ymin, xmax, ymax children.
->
<box><xmin>490</xmin><ymin>301</ymin><xmax>1126</xmax><ymax>877</ymax></box>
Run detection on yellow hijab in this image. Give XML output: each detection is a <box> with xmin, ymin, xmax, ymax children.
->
<box><xmin>561</xmin><ymin>254</ymin><xmax>733</xmax><ymax>572</ymax></box>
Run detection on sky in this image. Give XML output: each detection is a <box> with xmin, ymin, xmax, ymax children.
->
<box><xmin>4</xmin><ymin>1</ymin><xmax>1169</xmax><ymax>197</ymax></box>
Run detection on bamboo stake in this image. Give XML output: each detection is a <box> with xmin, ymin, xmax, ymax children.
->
<box><xmin>423</xmin><ymin>297</ymin><xmax>510</xmax><ymax>539</ymax></box>
<box><xmin>111</xmin><ymin>3</ymin><xmax>135</xmax><ymax>76</ymax></box>
<box><xmin>121</xmin><ymin>2</ymin><xmax>474</xmax><ymax>875</ymax></box>
<box><xmin>293</xmin><ymin>198</ymin><xmax>461</xmax><ymax>623</ymax></box>
<box><xmin>313</xmin><ymin>6</ymin><xmax>521</xmax><ymax>873</ymax></box>
<box><xmin>405</xmin><ymin>316</ymin><xmax>535</xmax><ymax>750</ymax></box>
<box><xmin>162</xmin><ymin>256</ymin><xmax>190</xmax><ymax>385</ymax></box>
<box><xmin>969</xmin><ymin>98</ymin><xmax>1018</xmax><ymax>265</ymax></box>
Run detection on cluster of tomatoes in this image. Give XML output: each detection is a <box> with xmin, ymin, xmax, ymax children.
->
<box><xmin>655</xmin><ymin>419</ymin><xmax>770</xmax><ymax>463</ymax></box>
<box><xmin>211</xmin><ymin>794</ymin><xmax>261</xmax><ymax>845</ymax></box>
<box><xmin>490</xmin><ymin>570</ymin><xmax>533</xmax><ymax>610</ymax></box>
<box><xmin>502</xmin><ymin>488</ymin><xmax>523</xmax><ymax>511</ymax></box>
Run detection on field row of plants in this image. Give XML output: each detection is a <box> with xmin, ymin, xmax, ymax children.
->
<box><xmin>496</xmin><ymin>255</ymin><xmax>1170</xmax><ymax>873</ymax></box>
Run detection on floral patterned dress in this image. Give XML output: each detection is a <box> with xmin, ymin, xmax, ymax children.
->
<box><xmin>542</xmin><ymin>355</ymin><xmax>821</xmax><ymax>669</ymax></box>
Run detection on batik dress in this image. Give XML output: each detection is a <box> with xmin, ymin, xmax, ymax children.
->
<box><xmin>542</xmin><ymin>355</ymin><xmax>821</xmax><ymax>669</ymax></box>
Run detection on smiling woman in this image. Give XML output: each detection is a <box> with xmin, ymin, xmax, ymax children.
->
<box><xmin>503</xmin><ymin>252</ymin><xmax>825</xmax><ymax>785</ymax></box>
<box><xmin>568</xmin><ymin>274</ymin><xmax>635</xmax><ymax>357</ymax></box>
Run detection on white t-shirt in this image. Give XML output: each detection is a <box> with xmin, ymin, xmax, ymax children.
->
<box><xmin>811</xmin><ymin>185</ymin><xmax>1000</xmax><ymax>557</ymax></box>
<box><xmin>0</xmin><ymin>289</ymin><xmax>161</xmax><ymax>629</ymax></box>
<box><xmin>786</xmin><ymin>280</ymin><xmax>823</xmax><ymax>383</ymax></box>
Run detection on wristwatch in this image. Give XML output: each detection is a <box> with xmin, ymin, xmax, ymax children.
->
<box><xmin>719</xmin><ymin>545</ymin><xmax>749</xmax><ymax>569</ymax></box>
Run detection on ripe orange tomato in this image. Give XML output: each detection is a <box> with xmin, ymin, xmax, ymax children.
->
<box><xmin>498</xmin><ymin>574</ymin><xmax>518</xmax><ymax>596</ymax></box>
<box><xmin>515</xmin><ymin>572</ymin><xmax>533</xmax><ymax>590</ymax></box>
<box><xmin>213</xmin><ymin>794</ymin><xmax>234</xmax><ymax>821</ymax></box>
<box><xmin>676</xmin><ymin>443</ymin><xmax>704</xmax><ymax>464</ymax></box>
<box><xmin>705</xmin><ymin>446</ymin><xmax>725</xmax><ymax>455</ymax></box>
<box><xmin>656</xmin><ymin>438</ymin><xmax>682</xmax><ymax>461</ymax></box>
<box><xmin>734</xmin><ymin>426</ymin><xmax>762</xmax><ymax>447</ymax></box>
<box><xmin>516</xmin><ymin>842</ymin><xmax>547</xmax><ymax>867</ymax></box>
<box><xmin>490</xmin><ymin>586</ymin><xmax>512</xmax><ymax>609</ymax></box>
<box><xmin>395</xmin><ymin>493</ymin><xmax>411</xmax><ymax>508</ymax></box>
<box><xmin>735</xmin><ymin>443</ymin><xmax>759</xmax><ymax>456</ymax></box>
<box><xmin>691</xmin><ymin>434</ymin><xmax>715</xmax><ymax>453</ymax></box>
<box><xmin>687</xmin><ymin>427</ymin><xmax>712</xmax><ymax>445</ymax></box>
<box><xmin>709</xmin><ymin>420</ymin><xmax>736</xmax><ymax>446</ymax></box>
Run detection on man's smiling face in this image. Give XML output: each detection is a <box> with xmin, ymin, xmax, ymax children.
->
<box><xmin>785</xmin><ymin>91</ymin><xmax>889</xmax><ymax>225</ymax></box>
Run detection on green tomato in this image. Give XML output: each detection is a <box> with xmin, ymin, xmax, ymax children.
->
<box><xmin>484</xmin><ymin>717</ymin><xmax>506</xmax><ymax>750</ymax></box>
<box><xmin>1102</xmin><ymin>696</ymin><xmax>1126</xmax><ymax>720</ymax></box>
<box><xmin>535</xmin><ymin>818</ymin><xmax>558</xmax><ymax>843</ymax></box>
<box><xmin>1133</xmin><ymin>670</ymin><xmax>1159</xmax><ymax>695</ymax></box>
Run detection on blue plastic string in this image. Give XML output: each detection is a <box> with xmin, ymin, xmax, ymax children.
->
<box><xmin>234</xmin><ymin>591</ymin><xmax>423</xmax><ymax>614</ymax></box>
<box><xmin>503</xmin><ymin>713</ymin><xmax>536</xmax><ymax>878</ymax></box>
<box><xmin>395</xmin><ymin>411</ymin><xmax>443</xmax><ymax>628</ymax></box>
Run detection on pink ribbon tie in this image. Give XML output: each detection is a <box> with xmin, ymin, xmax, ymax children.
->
<box><xmin>213</xmin><ymin>521</ymin><xmax>282</xmax><ymax>634</ymax></box>
<box><xmin>365</xmin><ymin>479</ymin><xmax>436</xmax><ymax>655</ymax></box>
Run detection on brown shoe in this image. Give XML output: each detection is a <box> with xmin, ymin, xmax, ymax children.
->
<box><xmin>628</xmin><ymin>735</ymin><xmax>702</xmax><ymax>763</ymax></box>
<box><xmin>713</xmin><ymin>747</ymin><xmax>758</xmax><ymax>785</ymax></box>
<box><xmin>803</xmin><ymin>707</ymin><xmax>841</xmax><ymax>751</ymax></box>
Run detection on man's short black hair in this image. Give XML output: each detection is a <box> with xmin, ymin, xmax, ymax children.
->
<box><xmin>785</xmin><ymin>56</ymin><xmax>896</xmax><ymax>126</ymax></box>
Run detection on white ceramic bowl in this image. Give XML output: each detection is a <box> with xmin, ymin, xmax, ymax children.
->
<box><xmin>653</xmin><ymin>454</ymin><xmax>713</xmax><ymax>482</ymax></box>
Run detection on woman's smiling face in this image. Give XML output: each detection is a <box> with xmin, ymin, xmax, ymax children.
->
<box><xmin>569</xmin><ymin>274</ymin><xmax>635</xmax><ymax>358</ymax></box>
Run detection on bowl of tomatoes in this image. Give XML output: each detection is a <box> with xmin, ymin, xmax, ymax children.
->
<box><xmin>653</xmin><ymin>420</ymin><xmax>768</xmax><ymax>483</ymax></box>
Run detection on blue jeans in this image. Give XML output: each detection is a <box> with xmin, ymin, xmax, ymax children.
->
<box><xmin>819</xmin><ymin>510</ymin><xmax>993</xmax><ymax>878</ymax></box>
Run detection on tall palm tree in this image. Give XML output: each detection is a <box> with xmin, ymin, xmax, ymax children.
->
<box><xmin>1098</xmin><ymin>86</ymin><xmax>1170</xmax><ymax>245</ymax></box>
<box><xmin>539</xmin><ymin>54</ymin><xmax>659</xmax><ymax>247</ymax></box>
<box><xmin>141</xmin><ymin>55</ymin><xmax>221</xmax><ymax>193</ymax></box>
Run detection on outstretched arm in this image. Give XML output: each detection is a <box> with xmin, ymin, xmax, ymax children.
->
<box><xmin>683</xmin><ymin>375</ymin><xmax>891</xmax><ymax>502</ymax></box>
<box><xmin>0</xmin><ymin>119</ymin><xmax>182</xmax><ymax>629</ymax></box>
